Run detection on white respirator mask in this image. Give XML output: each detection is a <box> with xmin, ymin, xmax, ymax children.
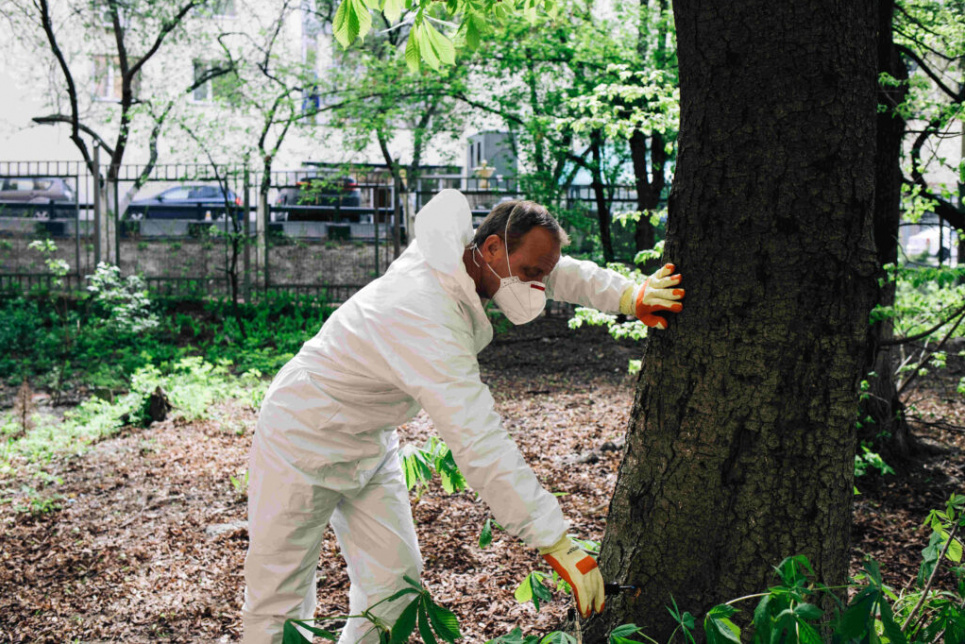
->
<box><xmin>474</xmin><ymin>217</ymin><xmax>547</xmax><ymax>325</ymax></box>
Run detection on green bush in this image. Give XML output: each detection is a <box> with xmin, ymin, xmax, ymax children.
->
<box><xmin>0</xmin><ymin>286</ymin><xmax>334</xmax><ymax>390</ymax></box>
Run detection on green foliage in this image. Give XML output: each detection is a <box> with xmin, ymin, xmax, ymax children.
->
<box><xmin>283</xmin><ymin>575</ymin><xmax>462</xmax><ymax>644</ymax></box>
<box><xmin>86</xmin><ymin>262</ymin><xmax>160</xmax><ymax>334</ymax></box>
<box><xmin>556</xmin><ymin>66</ymin><xmax>679</xmax><ymax>143</ymax></box>
<box><xmin>333</xmin><ymin>0</ymin><xmax>550</xmax><ymax>69</ymax></box>
<box><xmin>513</xmin><ymin>571</ymin><xmax>554</xmax><ymax>612</ymax></box>
<box><xmin>399</xmin><ymin>437</ymin><xmax>469</xmax><ymax>500</ymax></box>
<box><xmin>855</xmin><ymin>441</ymin><xmax>897</xmax><ymax>479</ymax></box>
<box><xmin>0</xmin><ymin>290</ymin><xmax>334</xmax><ymax>390</ymax></box>
<box><xmin>0</xmin><ymin>357</ymin><xmax>266</xmax><ymax>480</ymax></box>
<box><xmin>478</xmin><ymin>516</ymin><xmax>503</xmax><ymax>548</ymax></box>
<box><xmin>569</xmin><ymin>307</ymin><xmax>649</xmax><ymax>344</ymax></box>
<box><xmin>490</xmin><ymin>497</ymin><xmax>965</xmax><ymax>643</ymax></box>
<box><xmin>229</xmin><ymin>469</ymin><xmax>249</xmax><ymax>498</ymax></box>
<box><xmin>10</xmin><ymin>485</ymin><xmax>64</xmax><ymax>516</ymax></box>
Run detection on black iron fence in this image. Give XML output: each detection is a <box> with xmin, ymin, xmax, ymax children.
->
<box><xmin>1</xmin><ymin>161</ymin><xmax>647</xmax><ymax>302</ymax></box>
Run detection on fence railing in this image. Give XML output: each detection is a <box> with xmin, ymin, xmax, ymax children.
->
<box><xmin>1</xmin><ymin>161</ymin><xmax>644</xmax><ymax>302</ymax></box>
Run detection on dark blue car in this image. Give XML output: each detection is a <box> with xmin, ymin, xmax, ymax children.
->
<box><xmin>128</xmin><ymin>185</ymin><xmax>242</xmax><ymax>220</ymax></box>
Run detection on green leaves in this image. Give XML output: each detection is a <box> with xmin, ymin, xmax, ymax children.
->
<box><xmin>479</xmin><ymin>517</ymin><xmax>495</xmax><ymax>548</ymax></box>
<box><xmin>382</xmin><ymin>0</ymin><xmax>404</xmax><ymax>24</ymax></box>
<box><xmin>333</xmin><ymin>0</ymin><xmax>373</xmax><ymax>49</ymax></box>
<box><xmin>405</xmin><ymin>18</ymin><xmax>456</xmax><ymax>72</ymax></box>
<box><xmin>667</xmin><ymin>596</ymin><xmax>696</xmax><ymax>644</ymax></box>
<box><xmin>400</xmin><ymin>437</ymin><xmax>469</xmax><ymax>497</ymax></box>
<box><xmin>514</xmin><ymin>571</ymin><xmax>554</xmax><ymax>611</ymax></box>
<box><xmin>703</xmin><ymin>605</ymin><xmax>740</xmax><ymax>644</ymax></box>
<box><xmin>400</xmin><ymin>442</ymin><xmax>434</xmax><ymax>492</ymax></box>
<box><xmin>485</xmin><ymin>626</ymin><xmax>541</xmax><ymax>644</ymax></box>
<box><xmin>436</xmin><ymin>449</ymin><xmax>467</xmax><ymax>494</ymax></box>
<box><xmin>281</xmin><ymin>619</ymin><xmax>337</xmax><ymax>643</ymax></box>
<box><xmin>385</xmin><ymin>576</ymin><xmax>462</xmax><ymax>644</ymax></box>
<box><xmin>389</xmin><ymin>599</ymin><xmax>419</xmax><ymax>644</ymax></box>
<box><xmin>608</xmin><ymin>623</ymin><xmax>644</xmax><ymax>644</ymax></box>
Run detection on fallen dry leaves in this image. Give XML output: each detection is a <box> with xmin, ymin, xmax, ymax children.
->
<box><xmin>0</xmin><ymin>317</ymin><xmax>962</xmax><ymax>643</ymax></box>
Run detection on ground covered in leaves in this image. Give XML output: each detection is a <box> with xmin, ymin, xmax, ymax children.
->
<box><xmin>1</xmin><ymin>316</ymin><xmax>962</xmax><ymax>643</ymax></box>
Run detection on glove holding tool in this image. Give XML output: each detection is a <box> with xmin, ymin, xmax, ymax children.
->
<box><xmin>539</xmin><ymin>535</ymin><xmax>606</xmax><ymax>619</ymax></box>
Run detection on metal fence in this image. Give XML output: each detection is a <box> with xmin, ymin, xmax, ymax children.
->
<box><xmin>1</xmin><ymin>161</ymin><xmax>647</xmax><ymax>302</ymax></box>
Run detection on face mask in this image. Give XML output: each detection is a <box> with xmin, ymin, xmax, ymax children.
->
<box><xmin>475</xmin><ymin>217</ymin><xmax>547</xmax><ymax>325</ymax></box>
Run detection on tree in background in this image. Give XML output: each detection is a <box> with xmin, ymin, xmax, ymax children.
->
<box><xmin>859</xmin><ymin>0</ymin><xmax>964</xmax><ymax>463</ymax></box>
<box><xmin>455</xmin><ymin>0</ymin><xmax>640</xmax><ymax>262</ymax></box>
<box><xmin>329</xmin><ymin>5</ymin><xmax>469</xmax><ymax>258</ymax></box>
<box><xmin>0</xmin><ymin>0</ymin><xmax>238</xmax><ymax>258</ymax></box>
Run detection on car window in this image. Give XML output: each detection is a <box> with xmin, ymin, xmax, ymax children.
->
<box><xmin>2</xmin><ymin>179</ymin><xmax>34</xmax><ymax>191</ymax></box>
<box><xmin>162</xmin><ymin>187</ymin><xmax>193</xmax><ymax>200</ymax></box>
<box><xmin>189</xmin><ymin>186</ymin><xmax>220</xmax><ymax>199</ymax></box>
<box><xmin>34</xmin><ymin>180</ymin><xmax>54</xmax><ymax>190</ymax></box>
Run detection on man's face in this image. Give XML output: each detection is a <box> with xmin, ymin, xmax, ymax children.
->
<box><xmin>479</xmin><ymin>226</ymin><xmax>561</xmax><ymax>298</ymax></box>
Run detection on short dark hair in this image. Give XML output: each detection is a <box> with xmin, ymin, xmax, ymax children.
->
<box><xmin>471</xmin><ymin>200</ymin><xmax>570</xmax><ymax>253</ymax></box>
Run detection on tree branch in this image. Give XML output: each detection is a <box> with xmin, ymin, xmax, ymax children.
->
<box><xmin>897</xmin><ymin>306</ymin><xmax>965</xmax><ymax>397</ymax></box>
<box><xmin>881</xmin><ymin>300</ymin><xmax>965</xmax><ymax>347</ymax></box>
<box><xmin>31</xmin><ymin>114</ymin><xmax>115</xmax><ymax>156</ymax></box>
<box><xmin>128</xmin><ymin>1</ymin><xmax>201</xmax><ymax>80</ymax></box>
<box><xmin>895</xmin><ymin>44</ymin><xmax>964</xmax><ymax>101</ymax></box>
<box><xmin>35</xmin><ymin>0</ymin><xmax>94</xmax><ymax>172</ymax></box>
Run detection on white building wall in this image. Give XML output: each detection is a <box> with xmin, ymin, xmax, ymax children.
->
<box><xmin>0</xmin><ymin>0</ymin><xmax>474</xmax><ymax>179</ymax></box>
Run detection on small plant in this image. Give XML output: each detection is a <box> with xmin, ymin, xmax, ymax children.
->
<box><xmin>230</xmin><ymin>469</ymin><xmax>249</xmax><ymax>498</ymax></box>
<box><xmin>11</xmin><ymin>379</ymin><xmax>35</xmax><ymax>440</ymax></box>
<box><xmin>13</xmin><ymin>485</ymin><xmax>64</xmax><ymax>516</ymax></box>
<box><xmin>27</xmin><ymin>239</ymin><xmax>70</xmax><ymax>289</ymax></box>
<box><xmin>854</xmin><ymin>441</ymin><xmax>896</xmax><ymax>479</ymax></box>
<box><xmin>283</xmin><ymin>575</ymin><xmax>462</xmax><ymax>644</ymax></box>
<box><xmin>494</xmin><ymin>497</ymin><xmax>964</xmax><ymax>643</ymax></box>
<box><xmin>399</xmin><ymin>437</ymin><xmax>468</xmax><ymax>501</ymax></box>
<box><xmin>86</xmin><ymin>262</ymin><xmax>159</xmax><ymax>335</ymax></box>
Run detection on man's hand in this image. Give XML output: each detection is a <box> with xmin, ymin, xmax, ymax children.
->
<box><xmin>620</xmin><ymin>263</ymin><xmax>684</xmax><ymax>329</ymax></box>
<box><xmin>539</xmin><ymin>535</ymin><xmax>605</xmax><ymax>618</ymax></box>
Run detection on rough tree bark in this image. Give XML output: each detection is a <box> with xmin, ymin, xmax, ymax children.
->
<box><xmin>585</xmin><ymin>1</ymin><xmax>880</xmax><ymax>640</ymax></box>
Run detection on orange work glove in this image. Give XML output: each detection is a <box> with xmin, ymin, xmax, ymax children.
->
<box><xmin>619</xmin><ymin>263</ymin><xmax>684</xmax><ymax>329</ymax></box>
<box><xmin>538</xmin><ymin>535</ymin><xmax>605</xmax><ymax>618</ymax></box>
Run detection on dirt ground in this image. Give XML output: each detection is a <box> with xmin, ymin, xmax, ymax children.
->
<box><xmin>0</xmin><ymin>316</ymin><xmax>962</xmax><ymax>643</ymax></box>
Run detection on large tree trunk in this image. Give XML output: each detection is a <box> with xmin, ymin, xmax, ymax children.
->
<box><xmin>861</xmin><ymin>0</ymin><xmax>915</xmax><ymax>462</ymax></box>
<box><xmin>586</xmin><ymin>1</ymin><xmax>879</xmax><ymax>640</ymax></box>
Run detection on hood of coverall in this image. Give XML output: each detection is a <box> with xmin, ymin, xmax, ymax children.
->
<box><xmin>411</xmin><ymin>189</ymin><xmax>493</xmax><ymax>354</ymax></box>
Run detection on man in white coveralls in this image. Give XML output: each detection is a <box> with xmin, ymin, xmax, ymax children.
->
<box><xmin>242</xmin><ymin>189</ymin><xmax>684</xmax><ymax>643</ymax></box>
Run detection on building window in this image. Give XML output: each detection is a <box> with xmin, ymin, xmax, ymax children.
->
<box><xmin>93</xmin><ymin>55</ymin><xmax>140</xmax><ymax>101</ymax></box>
<box><xmin>211</xmin><ymin>0</ymin><xmax>236</xmax><ymax>16</ymax></box>
<box><xmin>93</xmin><ymin>55</ymin><xmax>122</xmax><ymax>101</ymax></box>
<box><xmin>192</xmin><ymin>61</ymin><xmax>240</xmax><ymax>105</ymax></box>
<box><xmin>96</xmin><ymin>0</ymin><xmax>129</xmax><ymax>28</ymax></box>
<box><xmin>192</xmin><ymin>61</ymin><xmax>213</xmax><ymax>102</ymax></box>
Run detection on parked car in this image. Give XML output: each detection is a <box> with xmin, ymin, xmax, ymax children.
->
<box><xmin>128</xmin><ymin>184</ymin><xmax>242</xmax><ymax>220</ymax></box>
<box><xmin>275</xmin><ymin>175</ymin><xmax>361</xmax><ymax>210</ymax></box>
<box><xmin>906</xmin><ymin>226</ymin><xmax>958</xmax><ymax>263</ymax></box>
<box><xmin>0</xmin><ymin>177</ymin><xmax>75</xmax><ymax>218</ymax></box>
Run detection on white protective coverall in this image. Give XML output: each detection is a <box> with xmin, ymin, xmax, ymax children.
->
<box><xmin>242</xmin><ymin>189</ymin><xmax>632</xmax><ymax>644</ymax></box>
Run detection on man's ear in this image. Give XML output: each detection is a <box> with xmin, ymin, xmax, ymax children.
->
<box><xmin>482</xmin><ymin>234</ymin><xmax>503</xmax><ymax>261</ymax></box>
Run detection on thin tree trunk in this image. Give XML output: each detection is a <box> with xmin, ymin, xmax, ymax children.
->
<box><xmin>590</xmin><ymin>132</ymin><xmax>614</xmax><ymax>264</ymax></box>
<box><xmin>629</xmin><ymin>130</ymin><xmax>667</xmax><ymax>264</ymax></box>
<box><xmin>861</xmin><ymin>0</ymin><xmax>915</xmax><ymax>462</ymax></box>
<box><xmin>585</xmin><ymin>1</ymin><xmax>879</xmax><ymax>640</ymax></box>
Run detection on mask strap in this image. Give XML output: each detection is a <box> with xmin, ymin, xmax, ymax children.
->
<box><xmin>504</xmin><ymin>210</ymin><xmax>514</xmax><ymax>278</ymax></box>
